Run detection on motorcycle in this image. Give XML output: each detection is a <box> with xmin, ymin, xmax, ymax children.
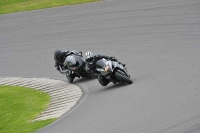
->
<box><xmin>95</xmin><ymin>58</ymin><xmax>132</xmax><ymax>85</ymax></box>
<box><xmin>59</xmin><ymin>54</ymin><xmax>91</xmax><ymax>82</ymax></box>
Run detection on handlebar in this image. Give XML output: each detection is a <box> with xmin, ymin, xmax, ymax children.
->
<box><xmin>59</xmin><ymin>66</ymin><xmax>72</xmax><ymax>75</ymax></box>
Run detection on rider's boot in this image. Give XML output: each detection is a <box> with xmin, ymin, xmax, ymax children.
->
<box><xmin>98</xmin><ymin>75</ymin><xmax>110</xmax><ymax>86</ymax></box>
<box><xmin>66</xmin><ymin>74</ymin><xmax>75</xmax><ymax>83</ymax></box>
<box><xmin>74</xmin><ymin>73</ymin><xmax>80</xmax><ymax>78</ymax></box>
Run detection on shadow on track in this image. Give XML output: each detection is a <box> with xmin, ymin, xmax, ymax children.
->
<box><xmin>73</xmin><ymin>77</ymin><xmax>95</xmax><ymax>83</ymax></box>
<box><xmin>97</xmin><ymin>82</ymin><xmax>131</xmax><ymax>92</ymax></box>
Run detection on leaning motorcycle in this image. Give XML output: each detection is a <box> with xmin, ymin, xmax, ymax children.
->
<box><xmin>59</xmin><ymin>55</ymin><xmax>91</xmax><ymax>82</ymax></box>
<box><xmin>95</xmin><ymin>58</ymin><xmax>132</xmax><ymax>85</ymax></box>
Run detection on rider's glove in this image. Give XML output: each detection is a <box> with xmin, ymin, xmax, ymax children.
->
<box><xmin>55</xmin><ymin>66</ymin><xmax>60</xmax><ymax>71</ymax></box>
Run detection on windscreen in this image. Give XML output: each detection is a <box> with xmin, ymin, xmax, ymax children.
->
<box><xmin>64</xmin><ymin>56</ymin><xmax>76</xmax><ymax>67</ymax></box>
<box><xmin>96</xmin><ymin>58</ymin><xmax>107</xmax><ymax>68</ymax></box>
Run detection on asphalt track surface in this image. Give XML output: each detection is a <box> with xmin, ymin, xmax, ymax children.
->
<box><xmin>0</xmin><ymin>0</ymin><xmax>200</xmax><ymax>133</ymax></box>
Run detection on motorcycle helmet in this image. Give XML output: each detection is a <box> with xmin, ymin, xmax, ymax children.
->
<box><xmin>54</xmin><ymin>50</ymin><xmax>63</xmax><ymax>59</ymax></box>
<box><xmin>85</xmin><ymin>51</ymin><xmax>94</xmax><ymax>62</ymax></box>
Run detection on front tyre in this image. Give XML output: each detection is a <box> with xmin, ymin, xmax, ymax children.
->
<box><xmin>114</xmin><ymin>71</ymin><xmax>133</xmax><ymax>84</ymax></box>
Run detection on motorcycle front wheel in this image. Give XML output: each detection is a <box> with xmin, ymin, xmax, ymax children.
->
<box><xmin>114</xmin><ymin>70</ymin><xmax>133</xmax><ymax>84</ymax></box>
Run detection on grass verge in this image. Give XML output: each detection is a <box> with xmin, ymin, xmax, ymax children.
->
<box><xmin>0</xmin><ymin>85</ymin><xmax>56</xmax><ymax>133</ymax></box>
<box><xmin>0</xmin><ymin>0</ymin><xmax>101</xmax><ymax>15</ymax></box>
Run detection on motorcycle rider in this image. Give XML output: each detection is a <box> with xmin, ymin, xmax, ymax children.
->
<box><xmin>85</xmin><ymin>51</ymin><xmax>118</xmax><ymax>86</ymax></box>
<box><xmin>54</xmin><ymin>49</ymin><xmax>82</xmax><ymax>83</ymax></box>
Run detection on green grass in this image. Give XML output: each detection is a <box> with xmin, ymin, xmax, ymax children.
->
<box><xmin>0</xmin><ymin>0</ymin><xmax>101</xmax><ymax>15</ymax></box>
<box><xmin>0</xmin><ymin>85</ymin><xmax>56</xmax><ymax>133</ymax></box>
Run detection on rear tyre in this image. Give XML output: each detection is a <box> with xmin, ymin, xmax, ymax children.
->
<box><xmin>114</xmin><ymin>71</ymin><xmax>133</xmax><ymax>84</ymax></box>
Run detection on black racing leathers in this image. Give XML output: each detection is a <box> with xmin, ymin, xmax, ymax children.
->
<box><xmin>85</xmin><ymin>54</ymin><xmax>115</xmax><ymax>86</ymax></box>
<box><xmin>54</xmin><ymin>50</ymin><xmax>82</xmax><ymax>83</ymax></box>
